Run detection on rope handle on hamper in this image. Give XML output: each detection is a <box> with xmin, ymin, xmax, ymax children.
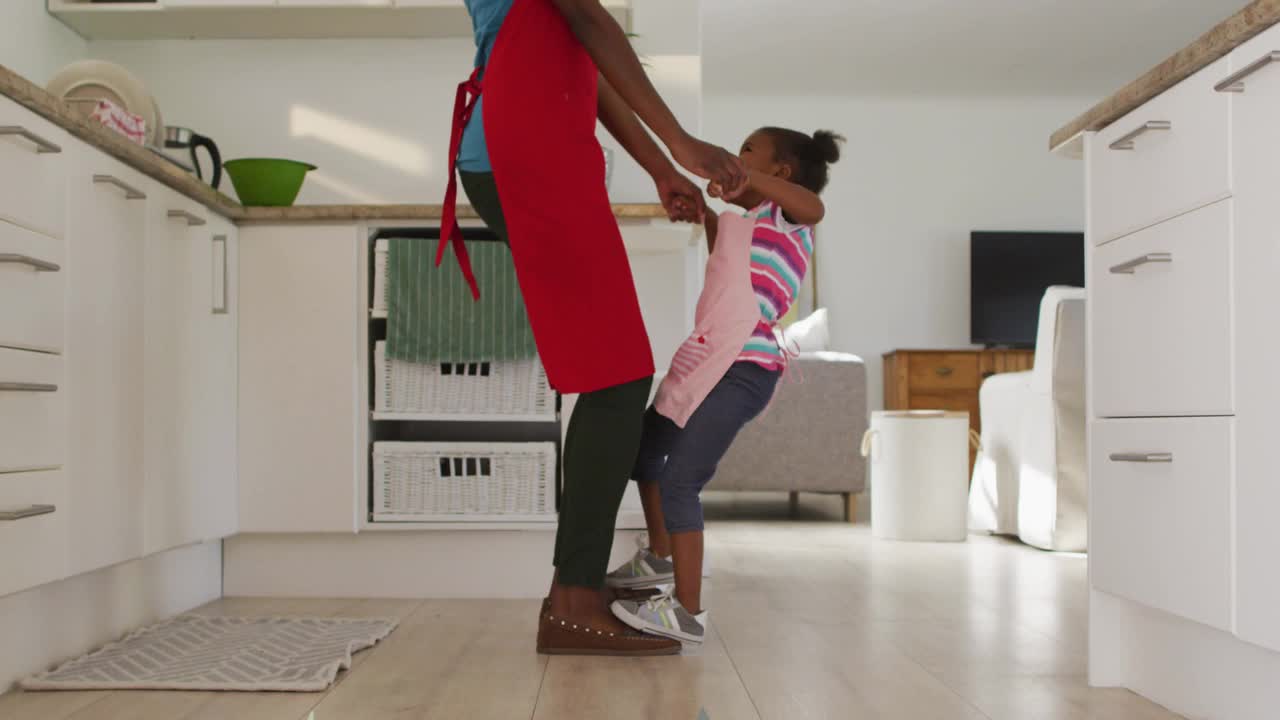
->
<box><xmin>861</xmin><ymin>428</ymin><xmax>981</xmax><ymax>459</ymax></box>
<box><xmin>860</xmin><ymin>429</ymin><xmax>878</xmax><ymax>459</ymax></box>
<box><xmin>969</xmin><ymin>429</ymin><xmax>983</xmax><ymax>453</ymax></box>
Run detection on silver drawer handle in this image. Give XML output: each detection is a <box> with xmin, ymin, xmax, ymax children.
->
<box><xmin>0</xmin><ymin>382</ymin><xmax>58</xmax><ymax>392</ymax></box>
<box><xmin>1215</xmin><ymin>51</ymin><xmax>1280</xmax><ymax>92</ymax></box>
<box><xmin>1108</xmin><ymin>121</ymin><xmax>1172</xmax><ymax>151</ymax></box>
<box><xmin>93</xmin><ymin>174</ymin><xmax>146</xmax><ymax>200</ymax></box>
<box><xmin>0</xmin><ymin>253</ymin><xmax>60</xmax><ymax>272</ymax></box>
<box><xmin>0</xmin><ymin>505</ymin><xmax>56</xmax><ymax>522</ymax></box>
<box><xmin>1110</xmin><ymin>252</ymin><xmax>1172</xmax><ymax>275</ymax></box>
<box><xmin>168</xmin><ymin>209</ymin><xmax>207</xmax><ymax>227</ymax></box>
<box><xmin>1110</xmin><ymin>453</ymin><xmax>1174</xmax><ymax>463</ymax></box>
<box><xmin>0</xmin><ymin>125</ymin><xmax>62</xmax><ymax>154</ymax></box>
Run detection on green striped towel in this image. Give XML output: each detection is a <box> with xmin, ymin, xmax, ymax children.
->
<box><xmin>385</xmin><ymin>238</ymin><xmax>537</xmax><ymax>363</ymax></box>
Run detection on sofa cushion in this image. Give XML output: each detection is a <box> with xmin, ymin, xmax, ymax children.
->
<box><xmin>784</xmin><ymin>308</ymin><xmax>830</xmax><ymax>353</ymax></box>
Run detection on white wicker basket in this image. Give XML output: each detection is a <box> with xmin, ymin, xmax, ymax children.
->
<box><xmin>373</xmin><ymin>342</ymin><xmax>555</xmax><ymax>421</ymax></box>
<box><xmin>372</xmin><ymin>441</ymin><xmax>557</xmax><ymax>523</ymax></box>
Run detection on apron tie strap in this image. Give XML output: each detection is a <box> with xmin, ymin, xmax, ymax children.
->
<box><xmin>438</xmin><ymin>67</ymin><xmax>485</xmax><ymax>301</ymax></box>
<box><xmin>769</xmin><ymin>323</ymin><xmax>805</xmax><ymax>386</ymax></box>
<box><xmin>753</xmin><ymin>322</ymin><xmax>802</xmax><ymax>423</ymax></box>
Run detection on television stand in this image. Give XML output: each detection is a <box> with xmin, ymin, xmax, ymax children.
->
<box><xmin>882</xmin><ymin>348</ymin><xmax>1036</xmax><ymax>472</ymax></box>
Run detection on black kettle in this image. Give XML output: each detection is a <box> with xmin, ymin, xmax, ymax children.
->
<box><xmin>164</xmin><ymin>127</ymin><xmax>223</xmax><ymax>190</ymax></box>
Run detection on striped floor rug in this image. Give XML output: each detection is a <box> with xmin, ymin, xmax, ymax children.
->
<box><xmin>22</xmin><ymin>615</ymin><xmax>398</xmax><ymax>692</ymax></box>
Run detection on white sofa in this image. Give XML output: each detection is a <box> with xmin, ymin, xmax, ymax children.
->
<box><xmin>968</xmin><ymin>286</ymin><xmax>1087</xmax><ymax>551</ymax></box>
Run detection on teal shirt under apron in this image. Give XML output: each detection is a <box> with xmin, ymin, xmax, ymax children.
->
<box><xmin>458</xmin><ymin>0</ymin><xmax>516</xmax><ymax>173</ymax></box>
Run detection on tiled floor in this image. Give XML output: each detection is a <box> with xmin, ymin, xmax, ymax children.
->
<box><xmin>0</xmin><ymin>493</ymin><xmax>1184</xmax><ymax>719</ymax></box>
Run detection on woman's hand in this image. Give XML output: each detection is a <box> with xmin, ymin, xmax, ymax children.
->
<box><xmin>708</xmin><ymin>172</ymin><xmax>752</xmax><ymax>201</ymax></box>
<box><xmin>654</xmin><ymin>169</ymin><xmax>705</xmax><ymax>223</ymax></box>
<box><xmin>672</xmin><ymin>135</ymin><xmax>748</xmax><ymax>198</ymax></box>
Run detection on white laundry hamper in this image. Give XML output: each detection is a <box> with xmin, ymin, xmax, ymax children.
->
<box><xmin>861</xmin><ymin>411</ymin><xmax>975</xmax><ymax>542</ymax></box>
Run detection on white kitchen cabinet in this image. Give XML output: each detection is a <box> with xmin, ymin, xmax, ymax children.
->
<box><xmin>1090</xmin><ymin>58</ymin><xmax>1232</xmax><ymax>244</ymax></box>
<box><xmin>1090</xmin><ymin>200</ymin><xmax>1233</xmax><ymax>418</ymax></box>
<box><xmin>238</xmin><ymin>225</ymin><xmax>359</xmax><ymax>533</ymax></box>
<box><xmin>0</xmin><ymin>347</ymin><xmax>64</xmax><ymax>475</ymax></box>
<box><xmin>142</xmin><ymin>190</ymin><xmax>239</xmax><ymax>554</ymax></box>
<box><xmin>188</xmin><ymin>213</ymin><xmax>239</xmax><ymax>543</ymax></box>
<box><xmin>142</xmin><ymin>185</ymin><xmax>189</xmax><ymax>556</ymax></box>
<box><xmin>0</xmin><ymin>95</ymin><xmax>68</xmax><ymax>241</ymax></box>
<box><xmin>1226</xmin><ymin>22</ymin><xmax>1280</xmax><ymax>654</ymax></box>
<box><xmin>1081</xmin><ymin>19</ymin><xmax>1280</xmax><ymax>715</ymax></box>
<box><xmin>0</xmin><ymin>470</ymin><xmax>68</xmax><ymax>599</ymax></box>
<box><xmin>1090</xmin><ymin>417</ymin><xmax>1233</xmax><ymax>632</ymax></box>
<box><xmin>0</xmin><ymin>220</ymin><xmax>65</xmax><ymax>355</ymax></box>
<box><xmin>66</xmin><ymin>150</ymin><xmax>147</xmax><ymax>576</ymax></box>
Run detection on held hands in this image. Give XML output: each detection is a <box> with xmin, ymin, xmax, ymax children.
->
<box><xmin>671</xmin><ymin>135</ymin><xmax>748</xmax><ymax>198</ymax></box>
<box><xmin>654</xmin><ymin>168</ymin><xmax>706</xmax><ymax>223</ymax></box>
<box><xmin>707</xmin><ymin>171</ymin><xmax>752</xmax><ymax>202</ymax></box>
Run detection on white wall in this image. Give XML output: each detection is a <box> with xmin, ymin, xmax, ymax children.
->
<box><xmin>704</xmin><ymin>94</ymin><xmax>1089</xmax><ymax>407</ymax></box>
<box><xmin>0</xmin><ymin>2</ymin><xmax>86</xmax><ymax>85</ymax></box>
<box><xmin>0</xmin><ymin>542</ymin><xmax>221</xmax><ymax>692</ymax></box>
<box><xmin>88</xmin><ymin>0</ymin><xmax>700</xmax><ymax>205</ymax></box>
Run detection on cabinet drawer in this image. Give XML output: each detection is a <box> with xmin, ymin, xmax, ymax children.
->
<box><xmin>909</xmin><ymin>392</ymin><xmax>977</xmax><ymax>419</ymax></box>
<box><xmin>1090</xmin><ymin>417</ymin><xmax>1232</xmax><ymax>631</ymax></box>
<box><xmin>0</xmin><ymin>219</ymin><xmax>65</xmax><ymax>353</ymax></box>
<box><xmin>1092</xmin><ymin>200</ymin><xmax>1231</xmax><ymax>417</ymax></box>
<box><xmin>0</xmin><ymin>469</ymin><xmax>68</xmax><ymax>598</ymax></box>
<box><xmin>908</xmin><ymin>353</ymin><xmax>980</xmax><ymax>391</ymax></box>
<box><xmin>1091</xmin><ymin>58</ymin><xmax>1231</xmax><ymax>243</ymax></box>
<box><xmin>0</xmin><ymin>96</ymin><xmax>68</xmax><ymax>240</ymax></box>
<box><xmin>0</xmin><ymin>347</ymin><xmax>64</xmax><ymax>473</ymax></box>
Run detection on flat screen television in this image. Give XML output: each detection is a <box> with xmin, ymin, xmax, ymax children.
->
<box><xmin>970</xmin><ymin>231</ymin><xmax>1085</xmax><ymax>348</ymax></box>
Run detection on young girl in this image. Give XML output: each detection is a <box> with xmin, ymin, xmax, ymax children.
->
<box><xmin>607</xmin><ymin>127</ymin><xmax>844</xmax><ymax>643</ymax></box>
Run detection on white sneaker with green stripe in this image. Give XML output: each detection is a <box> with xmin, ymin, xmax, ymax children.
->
<box><xmin>610</xmin><ymin>591</ymin><xmax>707</xmax><ymax>644</ymax></box>
<box><xmin>605</xmin><ymin>536</ymin><xmax>674</xmax><ymax>589</ymax></box>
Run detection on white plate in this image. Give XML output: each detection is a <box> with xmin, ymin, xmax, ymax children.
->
<box><xmin>46</xmin><ymin>60</ymin><xmax>163</xmax><ymax>147</ymax></box>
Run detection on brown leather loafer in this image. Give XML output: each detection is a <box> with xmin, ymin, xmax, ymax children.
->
<box><xmin>536</xmin><ymin>612</ymin><xmax>681</xmax><ymax>656</ymax></box>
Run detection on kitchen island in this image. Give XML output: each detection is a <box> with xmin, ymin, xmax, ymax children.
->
<box><xmin>1053</xmin><ymin>2</ymin><xmax>1280</xmax><ymax>718</ymax></box>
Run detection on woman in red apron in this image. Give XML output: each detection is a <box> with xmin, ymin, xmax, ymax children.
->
<box><xmin>445</xmin><ymin>0</ymin><xmax>747</xmax><ymax>656</ymax></box>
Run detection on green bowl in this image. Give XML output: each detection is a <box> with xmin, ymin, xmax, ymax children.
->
<box><xmin>223</xmin><ymin>158</ymin><xmax>317</xmax><ymax>207</ymax></box>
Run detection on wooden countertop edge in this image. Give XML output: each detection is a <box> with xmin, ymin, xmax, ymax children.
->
<box><xmin>235</xmin><ymin>203</ymin><xmax>672</xmax><ymax>224</ymax></box>
<box><xmin>0</xmin><ymin>61</ymin><xmax>244</xmax><ymax>218</ymax></box>
<box><xmin>1049</xmin><ymin>0</ymin><xmax>1280</xmax><ymax>150</ymax></box>
<box><xmin>1</xmin><ymin>62</ymin><xmax>669</xmax><ymax>225</ymax></box>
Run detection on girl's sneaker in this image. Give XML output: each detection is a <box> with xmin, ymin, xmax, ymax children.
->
<box><xmin>605</xmin><ymin>537</ymin><xmax>674</xmax><ymax>589</ymax></box>
<box><xmin>611</xmin><ymin>592</ymin><xmax>708</xmax><ymax>644</ymax></box>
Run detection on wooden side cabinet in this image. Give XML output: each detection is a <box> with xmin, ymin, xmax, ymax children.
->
<box><xmin>883</xmin><ymin>349</ymin><xmax>1035</xmax><ymax>471</ymax></box>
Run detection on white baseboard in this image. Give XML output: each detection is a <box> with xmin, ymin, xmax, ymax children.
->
<box><xmin>225</xmin><ymin>530</ymin><xmax>645</xmax><ymax>598</ymax></box>
<box><xmin>0</xmin><ymin>542</ymin><xmax>222</xmax><ymax>693</ymax></box>
<box><xmin>1090</xmin><ymin>588</ymin><xmax>1280</xmax><ymax>719</ymax></box>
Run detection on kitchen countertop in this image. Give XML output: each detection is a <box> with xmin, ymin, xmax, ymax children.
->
<box><xmin>1051</xmin><ymin>0</ymin><xmax>1280</xmax><ymax>151</ymax></box>
<box><xmin>0</xmin><ymin>62</ymin><xmax>670</xmax><ymax>224</ymax></box>
<box><xmin>235</xmin><ymin>203</ymin><xmax>672</xmax><ymax>224</ymax></box>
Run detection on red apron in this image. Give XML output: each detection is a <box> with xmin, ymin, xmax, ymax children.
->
<box><xmin>439</xmin><ymin>0</ymin><xmax>655</xmax><ymax>395</ymax></box>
